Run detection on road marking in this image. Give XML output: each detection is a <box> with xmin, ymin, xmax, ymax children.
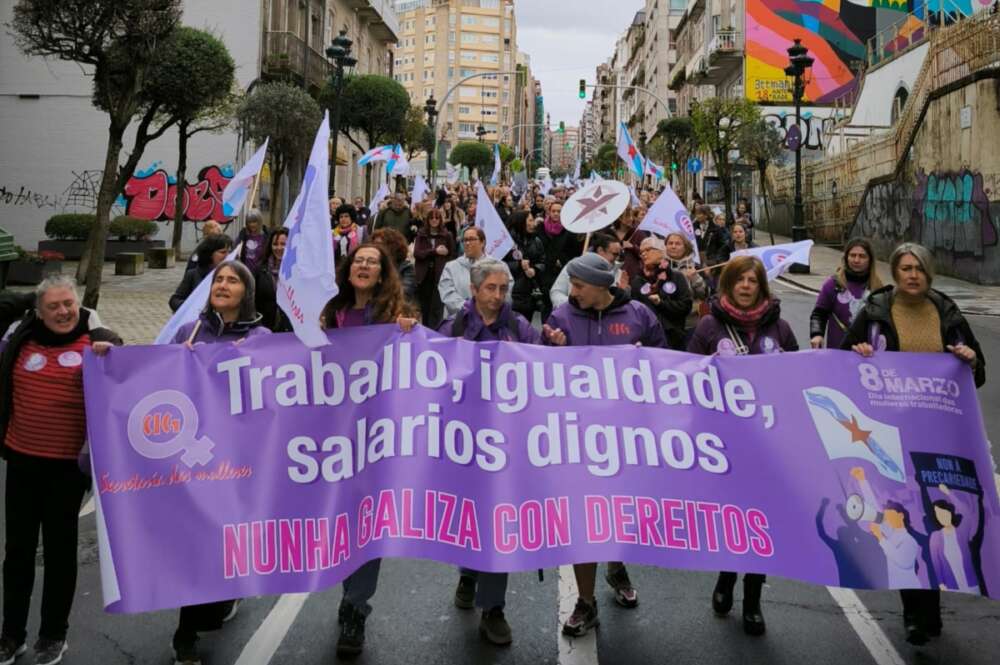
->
<box><xmin>558</xmin><ymin>565</ymin><xmax>599</xmax><ymax>665</ymax></box>
<box><xmin>775</xmin><ymin>277</ymin><xmax>819</xmax><ymax>296</ymax></box>
<box><xmin>233</xmin><ymin>593</ymin><xmax>309</xmax><ymax>665</ymax></box>
<box><xmin>79</xmin><ymin>495</ymin><xmax>95</xmax><ymax>517</ymax></box>
<box><xmin>827</xmin><ymin>587</ymin><xmax>905</xmax><ymax>665</ymax></box>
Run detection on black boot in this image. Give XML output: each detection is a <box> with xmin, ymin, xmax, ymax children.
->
<box><xmin>712</xmin><ymin>572</ymin><xmax>738</xmax><ymax>615</ymax></box>
<box><xmin>742</xmin><ymin>574</ymin><xmax>766</xmax><ymax>636</ymax></box>
<box><xmin>336</xmin><ymin>603</ymin><xmax>367</xmax><ymax>658</ymax></box>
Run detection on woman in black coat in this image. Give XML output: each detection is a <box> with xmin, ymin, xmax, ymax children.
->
<box><xmin>169</xmin><ymin>235</ymin><xmax>233</xmax><ymax>312</ymax></box>
<box><xmin>505</xmin><ymin>210</ymin><xmax>548</xmax><ymax>323</ymax></box>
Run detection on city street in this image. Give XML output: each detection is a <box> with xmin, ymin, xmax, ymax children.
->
<box><xmin>2</xmin><ymin>279</ymin><xmax>998</xmax><ymax>665</ymax></box>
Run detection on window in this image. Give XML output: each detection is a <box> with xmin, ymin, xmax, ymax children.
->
<box><xmin>461</xmin><ymin>33</ymin><xmax>476</xmax><ymax>43</ymax></box>
<box><xmin>460</xmin><ymin>86</ymin><xmax>477</xmax><ymax>96</ymax></box>
<box><xmin>481</xmin><ymin>89</ymin><xmax>498</xmax><ymax>99</ymax></box>
<box><xmin>460</xmin><ymin>68</ymin><xmax>476</xmax><ymax>77</ymax></box>
<box><xmin>461</xmin><ymin>15</ymin><xmax>477</xmax><ymax>25</ymax></box>
<box><xmin>480</xmin><ymin>53</ymin><xmax>498</xmax><ymax>63</ymax></box>
<box><xmin>459</xmin><ymin>105</ymin><xmax>471</xmax><ymax>114</ymax></box>
<box><xmin>461</xmin><ymin>50</ymin><xmax>476</xmax><ymax>60</ymax></box>
<box><xmin>483</xmin><ymin>17</ymin><xmax>499</xmax><ymax>28</ymax></box>
<box><xmin>480</xmin><ymin>34</ymin><xmax>498</xmax><ymax>45</ymax></box>
<box><xmin>425</xmin><ymin>34</ymin><xmax>434</xmax><ymax>44</ymax></box>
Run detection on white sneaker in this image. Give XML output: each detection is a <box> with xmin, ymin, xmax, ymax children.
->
<box><xmin>33</xmin><ymin>639</ymin><xmax>67</xmax><ymax>665</ymax></box>
<box><xmin>222</xmin><ymin>599</ymin><xmax>241</xmax><ymax>623</ymax></box>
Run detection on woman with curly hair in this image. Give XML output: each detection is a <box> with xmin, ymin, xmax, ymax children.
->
<box><xmin>370</xmin><ymin>227</ymin><xmax>417</xmax><ymax>304</ymax></box>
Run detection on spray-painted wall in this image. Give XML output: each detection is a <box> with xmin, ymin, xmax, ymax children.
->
<box><xmin>848</xmin><ymin>76</ymin><xmax>1000</xmax><ymax>284</ymax></box>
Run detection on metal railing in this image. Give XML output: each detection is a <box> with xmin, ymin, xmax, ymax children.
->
<box><xmin>262</xmin><ymin>31</ymin><xmax>331</xmax><ymax>90</ymax></box>
<box><xmin>708</xmin><ymin>29</ymin><xmax>741</xmax><ymax>55</ymax></box>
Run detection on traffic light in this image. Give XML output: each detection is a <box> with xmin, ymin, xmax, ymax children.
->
<box><xmin>671</xmin><ymin>162</ymin><xmax>678</xmax><ymax>171</ymax></box>
<box><xmin>578</xmin><ymin>79</ymin><xmax>586</xmax><ymax>99</ymax></box>
<box><xmin>558</xmin><ymin>121</ymin><xmax>565</xmax><ymax>133</ymax></box>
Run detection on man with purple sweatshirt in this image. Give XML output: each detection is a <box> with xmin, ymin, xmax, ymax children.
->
<box><xmin>543</xmin><ymin>253</ymin><xmax>666</xmax><ymax>637</ymax></box>
<box><xmin>439</xmin><ymin>257</ymin><xmax>539</xmax><ymax>646</ymax></box>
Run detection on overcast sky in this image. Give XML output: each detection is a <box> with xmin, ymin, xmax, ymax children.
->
<box><xmin>515</xmin><ymin>2</ymin><xmax>644</xmax><ymax>129</ymax></box>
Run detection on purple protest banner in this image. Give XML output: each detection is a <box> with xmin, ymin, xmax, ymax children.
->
<box><xmin>83</xmin><ymin>326</ymin><xmax>1000</xmax><ymax>613</ymax></box>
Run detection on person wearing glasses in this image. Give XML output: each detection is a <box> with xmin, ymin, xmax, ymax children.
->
<box><xmin>438</xmin><ymin>227</ymin><xmax>512</xmax><ymax>319</ymax></box>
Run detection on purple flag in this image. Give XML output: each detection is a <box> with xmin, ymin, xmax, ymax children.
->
<box><xmin>84</xmin><ymin>328</ymin><xmax>1000</xmax><ymax>613</ymax></box>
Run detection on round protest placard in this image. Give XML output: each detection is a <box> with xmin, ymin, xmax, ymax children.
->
<box><xmin>560</xmin><ymin>180</ymin><xmax>630</xmax><ymax>234</ymax></box>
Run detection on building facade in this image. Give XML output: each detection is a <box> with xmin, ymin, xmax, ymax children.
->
<box><xmin>0</xmin><ymin>0</ymin><xmax>398</xmax><ymax>252</ymax></box>
<box><xmin>392</xmin><ymin>0</ymin><xmax>518</xmax><ymax>172</ymax></box>
<box><xmin>548</xmin><ymin>126</ymin><xmax>580</xmax><ymax>174</ymax></box>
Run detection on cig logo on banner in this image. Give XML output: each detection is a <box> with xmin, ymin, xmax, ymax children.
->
<box><xmin>127</xmin><ymin>390</ymin><xmax>216</xmax><ymax>467</ymax></box>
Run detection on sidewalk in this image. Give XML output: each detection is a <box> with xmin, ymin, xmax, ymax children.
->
<box><xmin>761</xmin><ymin>234</ymin><xmax>1000</xmax><ymax>317</ymax></box>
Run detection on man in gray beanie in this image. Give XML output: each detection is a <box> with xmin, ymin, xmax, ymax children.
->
<box><xmin>542</xmin><ymin>253</ymin><xmax>666</xmax><ymax>637</ymax></box>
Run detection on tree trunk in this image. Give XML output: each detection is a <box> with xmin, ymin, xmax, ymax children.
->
<box><xmin>77</xmin><ymin>125</ymin><xmax>124</xmax><ymax>302</ymax></box>
<box><xmin>171</xmin><ymin>120</ymin><xmax>190</xmax><ymax>260</ymax></box>
<box><xmin>77</xmin><ymin>127</ymin><xmax>124</xmax><ymax>309</ymax></box>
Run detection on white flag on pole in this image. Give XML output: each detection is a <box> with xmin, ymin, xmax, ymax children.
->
<box><xmin>220</xmin><ymin>139</ymin><xmax>269</xmax><ymax>218</ymax></box>
<box><xmin>155</xmin><ymin>244</ymin><xmax>241</xmax><ymax>345</ymax></box>
<box><xmin>474</xmin><ymin>181</ymin><xmax>514</xmax><ymax>259</ymax></box>
<box><xmin>629</xmin><ymin>185</ymin><xmax>641</xmax><ymax>207</ymax></box>
<box><xmin>276</xmin><ymin>111</ymin><xmax>339</xmax><ymax>347</ymax></box>
<box><xmin>573</xmin><ymin>159</ymin><xmax>581</xmax><ymax>182</ymax></box>
<box><xmin>411</xmin><ymin>175</ymin><xmax>429</xmax><ymax>206</ymax></box>
<box><xmin>637</xmin><ymin>187</ymin><xmax>701</xmax><ymax>265</ymax></box>
<box><xmin>446</xmin><ymin>162</ymin><xmax>459</xmax><ymax>184</ymax></box>
<box><xmin>490</xmin><ymin>144</ymin><xmax>501</xmax><ymax>185</ymax></box>
<box><xmin>368</xmin><ymin>183</ymin><xmax>390</xmax><ymax>215</ymax></box>
<box><xmin>540</xmin><ymin>177</ymin><xmax>553</xmax><ymax>196</ymax></box>
<box><xmin>732</xmin><ymin>240</ymin><xmax>814</xmax><ymax>281</ymax></box>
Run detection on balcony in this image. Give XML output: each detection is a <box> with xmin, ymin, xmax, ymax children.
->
<box><xmin>262</xmin><ymin>31</ymin><xmax>331</xmax><ymax>91</ymax></box>
<box><xmin>701</xmin><ymin>30</ymin><xmax>743</xmax><ymax>84</ymax></box>
<box><xmin>668</xmin><ymin>57</ymin><xmax>688</xmax><ymax>91</ymax></box>
<box><xmin>345</xmin><ymin>0</ymin><xmax>400</xmax><ymax>42</ymax></box>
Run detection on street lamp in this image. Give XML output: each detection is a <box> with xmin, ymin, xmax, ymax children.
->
<box><xmin>476</xmin><ymin>124</ymin><xmax>487</xmax><ymax>143</ymax></box>
<box><xmin>326</xmin><ymin>29</ymin><xmax>357</xmax><ymax>197</ymax></box>
<box><xmin>424</xmin><ymin>94</ymin><xmax>438</xmax><ymax>185</ymax></box>
<box><xmin>784</xmin><ymin>37</ymin><xmax>813</xmax><ymax>273</ymax></box>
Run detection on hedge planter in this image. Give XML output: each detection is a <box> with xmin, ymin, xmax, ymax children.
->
<box><xmin>8</xmin><ymin>259</ymin><xmax>62</xmax><ymax>286</ymax></box>
<box><xmin>38</xmin><ymin>240</ymin><xmax>166</xmax><ymax>261</ymax></box>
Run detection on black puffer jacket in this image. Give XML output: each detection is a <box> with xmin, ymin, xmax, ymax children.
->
<box><xmin>841</xmin><ymin>286</ymin><xmax>986</xmax><ymax>388</ymax></box>
<box><xmin>505</xmin><ymin>230</ymin><xmax>548</xmax><ymax>312</ymax></box>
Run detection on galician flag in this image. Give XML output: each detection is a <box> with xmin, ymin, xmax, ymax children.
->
<box><xmin>220</xmin><ymin>139</ymin><xmax>269</xmax><ymax>218</ymax></box>
<box><xmin>617</xmin><ymin>122</ymin><xmax>646</xmax><ymax>178</ymax></box>
<box><xmin>490</xmin><ymin>144</ymin><xmax>501</xmax><ymax>185</ymax></box>
<box><xmin>474</xmin><ymin>181</ymin><xmax>514</xmax><ymax>259</ymax></box>
<box><xmin>368</xmin><ymin>183</ymin><xmax>389</xmax><ymax>215</ymax></box>
<box><xmin>637</xmin><ymin>187</ymin><xmax>701</xmax><ymax>265</ymax></box>
<box><xmin>277</xmin><ymin>111</ymin><xmax>339</xmax><ymax>347</ymax></box>
<box><xmin>645</xmin><ymin>160</ymin><xmax>665</xmax><ymax>182</ymax></box>
<box><xmin>804</xmin><ymin>387</ymin><xmax>906</xmax><ymax>483</ymax></box>
<box><xmin>387</xmin><ymin>144</ymin><xmax>410</xmax><ymax>177</ymax></box>
<box><xmin>358</xmin><ymin>145</ymin><xmax>395</xmax><ymax>167</ymax></box>
<box><xmin>732</xmin><ymin>240</ymin><xmax>814</xmax><ymax>281</ymax></box>
<box><xmin>154</xmin><ymin>244</ymin><xmax>241</xmax><ymax>345</ymax></box>
<box><xmin>411</xmin><ymin>175</ymin><xmax>429</xmax><ymax>206</ymax></box>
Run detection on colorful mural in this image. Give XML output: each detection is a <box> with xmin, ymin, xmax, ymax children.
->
<box><xmin>117</xmin><ymin>162</ymin><xmax>236</xmax><ymax>223</ymax></box>
<box><xmin>745</xmin><ymin>0</ymin><xmax>992</xmax><ymax>104</ymax></box>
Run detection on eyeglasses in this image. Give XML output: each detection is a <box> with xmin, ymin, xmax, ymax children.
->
<box><xmin>352</xmin><ymin>257</ymin><xmax>380</xmax><ymax>267</ymax></box>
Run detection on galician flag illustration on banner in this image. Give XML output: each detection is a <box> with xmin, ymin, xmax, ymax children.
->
<box><xmin>277</xmin><ymin>111</ymin><xmax>338</xmax><ymax>348</ymax></box>
<box><xmin>732</xmin><ymin>240</ymin><xmax>814</xmax><ymax>281</ymax></box>
<box><xmin>617</xmin><ymin>122</ymin><xmax>646</xmax><ymax>178</ymax></box>
<box><xmin>474</xmin><ymin>181</ymin><xmax>514</xmax><ymax>259</ymax></box>
<box><xmin>804</xmin><ymin>387</ymin><xmax>906</xmax><ymax>483</ymax></box>
<box><xmin>358</xmin><ymin>144</ymin><xmax>395</xmax><ymax>167</ymax></box>
<box><xmin>220</xmin><ymin>139</ymin><xmax>269</xmax><ymax>218</ymax></box>
<box><xmin>637</xmin><ymin>187</ymin><xmax>700</xmax><ymax>265</ymax></box>
<box><xmin>154</xmin><ymin>245</ymin><xmax>241</xmax><ymax>345</ymax></box>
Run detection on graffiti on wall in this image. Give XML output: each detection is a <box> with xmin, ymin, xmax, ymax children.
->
<box><xmin>763</xmin><ymin>111</ymin><xmax>839</xmax><ymax>151</ymax></box>
<box><xmin>851</xmin><ymin>168</ymin><xmax>1000</xmax><ymax>282</ymax></box>
<box><xmin>745</xmin><ymin>0</ymin><xmax>989</xmax><ymax>104</ymax></box>
<box><xmin>119</xmin><ymin>162</ymin><xmax>235</xmax><ymax>223</ymax></box>
<box><xmin>0</xmin><ymin>184</ymin><xmax>61</xmax><ymax>209</ymax></box>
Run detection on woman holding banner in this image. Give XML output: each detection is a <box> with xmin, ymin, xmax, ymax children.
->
<box><xmin>843</xmin><ymin>242</ymin><xmax>985</xmax><ymax>645</ymax></box>
<box><xmin>810</xmin><ymin>239</ymin><xmax>883</xmax><ymax>350</ymax></box>
<box><xmin>319</xmin><ymin>243</ymin><xmax>417</xmax><ymax>658</ymax></box>
<box><xmin>687</xmin><ymin>255</ymin><xmax>799</xmax><ymax>636</ymax></box>
<box><xmin>169</xmin><ymin>260</ymin><xmax>269</xmax><ymax>665</ymax></box>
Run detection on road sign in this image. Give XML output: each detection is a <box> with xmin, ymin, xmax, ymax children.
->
<box><xmin>687</xmin><ymin>157</ymin><xmax>703</xmax><ymax>174</ymax></box>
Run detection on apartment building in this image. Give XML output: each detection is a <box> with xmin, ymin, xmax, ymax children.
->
<box><xmin>393</xmin><ymin>0</ymin><xmax>518</xmax><ymax>170</ymax></box>
<box><xmin>548</xmin><ymin>126</ymin><xmax>580</xmax><ymax>174</ymax></box>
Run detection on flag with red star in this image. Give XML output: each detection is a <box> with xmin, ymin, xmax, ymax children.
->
<box><xmin>617</xmin><ymin>122</ymin><xmax>646</xmax><ymax>179</ymax></box>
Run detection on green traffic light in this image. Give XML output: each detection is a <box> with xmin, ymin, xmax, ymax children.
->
<box><xmin>671</xmin><ymin>162</ymin><xmax>678</xmax><ymax>171</ymax></box>
<box><xmin>578</xmin><ymin>79</ymin><xmax>586</xmax><ymax>99</ymax></box>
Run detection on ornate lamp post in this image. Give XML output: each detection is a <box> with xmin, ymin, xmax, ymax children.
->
<box><xmin>424</xmin><ymin>94</ymin><xmax>438</xmax><ymax>185</ymax></box>
<box><xmin>326</xmin><ymin>29</ymin><xmax>357</xmax><ymax>196</ymax></box>
<box><xmin>784</xmin><ymin>38</ymin><xmax>813</xmax><ymax>273</ymax></box>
